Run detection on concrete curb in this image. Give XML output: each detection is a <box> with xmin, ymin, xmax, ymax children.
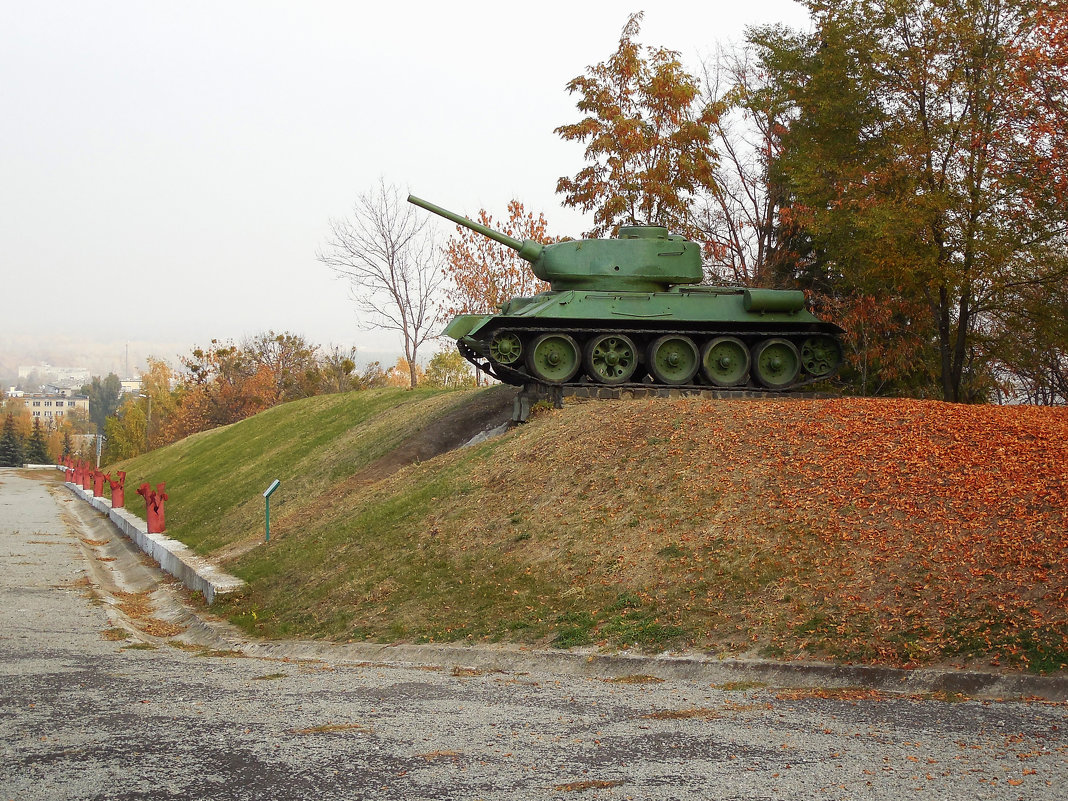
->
<box><xmin>249</xmin><ymin>643</ymin><xmax>1068</xmax><ymax>701</ymax></box>
<box><xmin>167</xmin><ymin>610</ymin><xmax>1068</xmax><ymax>702</ymax></box>
<box><xmin>61</xmin><ymin>476</ymin><xmax>244</xmax><ymax>604</ymax></box>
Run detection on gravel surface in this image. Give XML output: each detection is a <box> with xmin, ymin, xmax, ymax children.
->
<box><xmin>2</xmin><ymin>468</ymin><xmax>1066</xmax><ymax>800</ymax></box>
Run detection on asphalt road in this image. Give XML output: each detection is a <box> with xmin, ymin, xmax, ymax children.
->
<box><xmin>1</xmin><ymin>468</ymin><xmax>1066</xmax><ymax>800</ymax></box>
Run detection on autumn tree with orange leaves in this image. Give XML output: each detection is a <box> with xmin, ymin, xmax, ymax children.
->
<box><xmin>555</xmin><ymin>12</ymin><xmax>719</xmax><ymax>238</ymax></box>
<box><xmin>440</xmin><ymin>200</ymin><xmax>553</xmax><ymax>316</ymax></box>
<box><xmin>161</xmin><ymin>340</ymin><xmax>279</xmax><ymax>442</ymax></box>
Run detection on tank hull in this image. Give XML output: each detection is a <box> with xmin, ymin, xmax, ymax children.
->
<box><xmin>446</xmin><ymin>287</ymin><xmax>845</xmax><ymax>390</ymax></box>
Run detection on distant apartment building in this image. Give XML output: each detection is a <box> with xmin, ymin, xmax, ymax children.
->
<box><xmin>19</xmin><ymin>393</ymin><xmax>90</xmax><ymax>423</ymax></box>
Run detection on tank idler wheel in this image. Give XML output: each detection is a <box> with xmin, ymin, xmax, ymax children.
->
<box><xmin>647</xmin><ymin>335</ymin><xmax>700</xmax><ymax>385</ymax></box>
<box><xmin>751</xmin><ymin>338</ymin><xmax>801</xmax><ymax>389</ymax></box>
<box><xmin>526</xmin><ymin>333</ymin><xmax>581</xmax><ymax>384</ymax></box>
<box><xmin>800</xmin><ymin>335</ymin><xmax>843</xmax><ymax>377</ymax></box>
<box><xmin>584</xmin><ymin>334</ymin><xmax>639</xmax><ymax>385</ymax></box>
<box><xmin>490</xmin><ymin>332</ymin><xmax>523</xmax><ymax>365</ymax></box>
<box><xmin>701</xmin><ymin>336</ymin><xmax>751</xmax><ymax>387</ymax></box>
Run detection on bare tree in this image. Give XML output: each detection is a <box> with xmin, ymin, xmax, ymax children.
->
<box><xmin>696</xmin><ymin>44</ymin><xmax>790</xmax><ymax>286</ymax></box>
<box><xmin>318</xmin><ymin>179</ymin><xmax>443</xmax><ymax>389</ymax></box>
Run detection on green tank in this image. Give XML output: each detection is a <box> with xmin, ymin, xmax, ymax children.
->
<box><xmin>409</xmin><ymin>194</ymin><xmax>844</xmax><ymax>389</ymax></box>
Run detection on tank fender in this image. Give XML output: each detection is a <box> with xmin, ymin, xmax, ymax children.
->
<box><xmin>442</xmin><ymin>314</ymin><xmax>493</xmax><ymax>340</ymax></box>
<box><xmin>743</xmin><ymin>289</ymin><xmax>806</xmax><ymax>314</ymax></box>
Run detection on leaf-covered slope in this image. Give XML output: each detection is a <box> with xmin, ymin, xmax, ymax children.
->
<box><xmin>174</xmin><ymin>393</ymin><xmax>1067</xmax><ymax>673</ymax></box>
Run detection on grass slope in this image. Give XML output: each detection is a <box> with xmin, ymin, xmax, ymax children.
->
<box><xmin>112</xmin><ymin>389</ymin><xmax>1068</xmax><ymax>673</ymax></box>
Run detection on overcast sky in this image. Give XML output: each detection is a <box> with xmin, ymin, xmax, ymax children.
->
<box><xmin>2</xmin><ymin>0</ymin><xmax>811</xmax><ymax>377</ymax></box>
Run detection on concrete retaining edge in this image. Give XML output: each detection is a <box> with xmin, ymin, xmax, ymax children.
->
<box><xmin>172</xmin><ymin>611</ymin><xmax>1068</xmax><ymax>701</ymax></box>
<box><xmin>60</xmin><ymin>472</ymin><xmax>244</xmax><ymax>604</ymax></box>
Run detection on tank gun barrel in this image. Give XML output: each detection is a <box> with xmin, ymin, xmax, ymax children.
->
<box><xmin>407</xmin><ymin>194</ymin><xmax>544</xmax><ymax>263</ymax></box>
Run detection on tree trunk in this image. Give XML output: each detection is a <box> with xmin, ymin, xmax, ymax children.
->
<box><xmin>935</xmin><ymin>286</ymin><xmax>957</xmax><ymax>403</ymax></box>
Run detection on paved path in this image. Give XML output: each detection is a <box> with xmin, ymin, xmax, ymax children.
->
<box><xmin>1</xmin><ymin>468</ymin><xmax>1066</xmax><ymax>800</ymax></box>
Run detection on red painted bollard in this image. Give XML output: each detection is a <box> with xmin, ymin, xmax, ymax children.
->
<box><xmin>137</xmin><ymin>481</ymin><xmax>168</xmax><ymax>534</ymax></box>
<box><xmin>108</xmin><ymin>471</ymin><xmax>126</xmax><ymax>509</ymax></box>
<box><xmin>73</xmin><ymin>460</ymin><xmax>83</xmax><ymax>486</ymax></box>
<box><xmin>92</xmin><ymin>470</ymin><xmax>105</xmax><ymax>497</ymax></box>
<box><xmin>82</xmin><ymin>463</ymin><xmax>93</xmax><ymax>492</ymax></box>
<box><xmin>66</xmin><ymin>464</ymin><xmax>75</xmax><ymax>483</ymax></box>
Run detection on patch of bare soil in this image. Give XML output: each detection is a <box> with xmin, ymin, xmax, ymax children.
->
<box><xmin>345</xmin><ymin>384</ymin><xmax>517</xmax><ymax>487</ymax></box>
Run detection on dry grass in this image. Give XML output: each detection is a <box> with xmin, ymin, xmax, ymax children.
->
<box><xmin>643</xmin><ymin>707</ymin><xmax>721</xmax><ymax>720</ymax></box>
<box><xmin>773</xmin><ymin>687</ymin><xmax>886</xmax><ymax>702</ymax></box>
<box><xmin>552</xmin><ymin>780</ymin><xmax>624</xmax><ymax>792</ymax></box>
<box><xmin>451</xmin><ymin>666</ymin><xmax>486</xmax><ymax>677</ymax></box>
<box><xmin>604</xmin><ymin>674</ymin><xmax>664</xmax><ymax>684</ymax></box>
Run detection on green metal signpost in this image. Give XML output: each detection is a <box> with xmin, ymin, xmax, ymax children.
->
<box><xmin>263</xmin><ymin>479</ymin><xmax>280</xmax><ymax>543</ymax></box>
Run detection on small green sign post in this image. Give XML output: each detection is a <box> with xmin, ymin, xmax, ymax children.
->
<box><xmin>263</xmin><ymin>479</ymin><xmax>281</xmax><ymax>543</ymax></box>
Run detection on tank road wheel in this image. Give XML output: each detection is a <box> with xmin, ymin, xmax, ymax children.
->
<box><xmin>647</xmin><ymin>335</ymin><xmax>700</xmax><ymax>385</ymax></box>
<box><xmin>800</xmin><ymin>335</ymin><xmax>843</xmax><ymax>378</ymax></box>
<box><xmin>700</xmin><ymin>336</ymin><xmax>751</xmax><ymax>387</ymax></box>
<box><xmin>584</xmin><ymin>334</ymin><xmax>639</xmax><ymax>385</ymax></box>
<box><xmin>489</xmin><ymin>332</ymin><xmax>523</xmax><ymax>366</ymax></box>
<box><xmin>526</xmin><ymin>333</ymin><xmax>581</xmax><ymax>384</ymax></box>
<box><xmin>751</xmin><ymin>338</ymin><xmax>801</xmax><ymax>389</ymax></box>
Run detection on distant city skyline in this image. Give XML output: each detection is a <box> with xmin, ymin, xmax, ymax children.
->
<box><xmin>17</xmin><ymin>363</ymin><xmax>91</xmax><ymax>382</ymax></box>
<box><xmin>1</xmin><ymin>334</ymin><xmax>401</xmax><ymax>384</ymax></box>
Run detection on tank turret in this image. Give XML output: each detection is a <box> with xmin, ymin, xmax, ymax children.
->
<box><xmin>408</xmin><ymin>194</ymin><xmax>843</xmax><ymax>390</ymax></box>
<box><xmin>408</xmin><ymin>195</ymin><xmax>702</xmax><ymax>292</ymax></box>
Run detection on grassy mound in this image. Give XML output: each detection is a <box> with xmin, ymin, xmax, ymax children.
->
<box><xmin>112</xmin><ymin>389</ymin><xmax>1068</xmax><ymax>673</ymax></box>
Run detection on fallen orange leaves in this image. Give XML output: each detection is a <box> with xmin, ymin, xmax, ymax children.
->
<box><xmin>491</xmin><ymin>396</ymin><xmax>1067</xmax><ymax>668</ymax></box>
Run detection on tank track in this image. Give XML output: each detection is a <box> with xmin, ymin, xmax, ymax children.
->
<box><xmin>458</xmin><ymin>324</ymin><xmax>840</xmax><ymax>392</ymax></box>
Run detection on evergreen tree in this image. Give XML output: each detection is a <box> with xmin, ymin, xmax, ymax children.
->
<box><xmin>26</xmin><ymin>417</ymin><xmax>51</xmax><ymax>464</ymax></box>
<box><xmin>0</xmin><ymin>414</ymin><xmax>23</xmax><ymax>468</ymax></box>
<box><xmin>62</xmin><ymin>430</ymin><xmax>73</xmax><ymax>459</ymax></box>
